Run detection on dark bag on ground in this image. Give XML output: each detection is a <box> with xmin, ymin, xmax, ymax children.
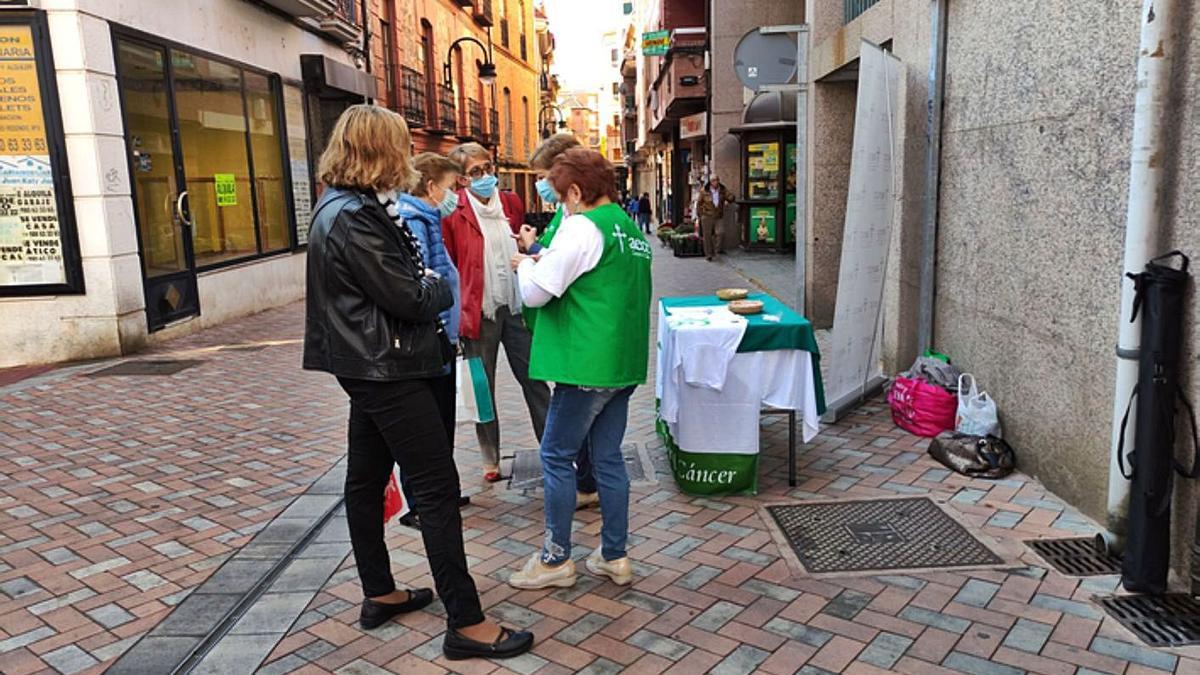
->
<box><xmin>929</xmin><ymin>432</ymin><xmax>1016</xmax><ymax>479</ymax></box>
<box><xmin>1119</xmin><ymin>250</ymin><xmax>1199</xmax><ymax>594</ymax></box>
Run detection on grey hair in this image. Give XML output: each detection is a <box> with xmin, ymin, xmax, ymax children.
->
<box><xmin>448</xmin><ymin>142</ymin><xmax>491</xmax><ymax>167</ymax></box>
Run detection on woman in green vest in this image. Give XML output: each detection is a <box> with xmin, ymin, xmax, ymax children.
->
<box><xmin>505</xmin><ymin>148</ymin><xmax>653</xmax><ymax>590</ymax></box>
<box><xmin>521</xmin><ymin>132</ymin><xmax>603</xmax><ymax>511</ymax></box>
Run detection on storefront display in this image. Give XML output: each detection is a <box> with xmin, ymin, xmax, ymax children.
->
<box><xmin>0</xmin><ymin>16</ymin><xmax>81</xmax><ymax>295</ymax></box>
<box><xmin>746</xmin><ymin>141</ymin><xmax>779</xmax><ymax>200</ymax></box>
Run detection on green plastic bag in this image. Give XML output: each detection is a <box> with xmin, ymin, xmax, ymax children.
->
<box><xmin>923</xmin><ymin>348</ymin><xmax>951</xmax><ymax>364</ymax></box>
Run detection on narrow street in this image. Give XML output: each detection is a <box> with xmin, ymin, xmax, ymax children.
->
<box><xmin>1</xmin><ymin>251</ymin><xmax>1195</xmax><ymax>674</ymax></box>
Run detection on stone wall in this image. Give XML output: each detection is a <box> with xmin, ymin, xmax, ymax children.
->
<box><xmin>936</xmin><ymin>0</ymin><xmax>1199</xmax><ymax>583</ymax></box>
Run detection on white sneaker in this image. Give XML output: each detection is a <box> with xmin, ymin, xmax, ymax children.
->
<box><xmin>508</xmin><ymin>554</ymin><xmax>576</xmax><ymax>589</ymax></box>
<box><xmin>586</xmin><ymin>550</ymin><xmax>634</xmax><ymax>586</ymax></box>
<box><xmin>575</xmin><ymin>491</ymin><xmax>600</xmax><ymax>510</ymax></box>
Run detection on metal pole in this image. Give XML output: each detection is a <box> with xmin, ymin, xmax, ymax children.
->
<box><xmin>758</xmin><ymin>25</ymin><xmax>810</xmax><ymax>317</ymax></box>
<box><xmin>917</xmin><ymin>0</ymin><xmax>948</xmax><ymax>355</ymax></box>
<box><xmin>794</xmin><ymin>28</ymin><xmax>809</xmax><ymax>317</ymax></box>
<box><xmin>1100</xmin><ymin>0</ymin><xmax>1177</xmax><ymax>555</ymax></box>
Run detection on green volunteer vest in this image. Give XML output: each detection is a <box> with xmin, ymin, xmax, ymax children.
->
<box><xmin>522</xmin><ymin>206</ymin><xmax>566</xmax><ymax>331</ymax></box>
<box><xmin>528</xmin><ymin>203</ymin><xmax>652</xmax><ymax>387</ymax></box>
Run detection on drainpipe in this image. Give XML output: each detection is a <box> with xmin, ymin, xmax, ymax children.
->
<box><xmin>916</xmin><ymin>0</ymin><xmax>948</xmax><ymax>355</ymax></box>
<box><xmin>1099</xmin><ymin>0</ymin><xmax>1176</xmax><ymax>555</ymax></box>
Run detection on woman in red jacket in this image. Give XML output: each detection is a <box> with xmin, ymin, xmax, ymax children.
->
<box><xmin>441</xmin><ymin>142</ymin><xmax>551</xmax><ymax>482</ymax></box>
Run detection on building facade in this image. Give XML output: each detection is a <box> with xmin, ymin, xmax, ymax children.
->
<box><xmin>368</xmin><ymin>0</ymin><xmax>543</xmax><ymax>208</ymax></box>
<box><xmin>800</xmin><ymin>0</ymin><xmax>1199</xmax><ymax>585</ymax></box>
<box><xmin>0</xmin><ymin>0</ymin><xmax>372</xmax><ymax>368</ymax></box>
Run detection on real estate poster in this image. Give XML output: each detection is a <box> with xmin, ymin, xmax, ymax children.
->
<box><xmin>0</xmin><ymin>24</ymin><xmax>67</xmax><ymax>287</ymax></box>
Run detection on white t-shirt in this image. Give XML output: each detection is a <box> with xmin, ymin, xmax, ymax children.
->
<box><xmin>516</xmin><ymin>213</ymin><xmax>605</xmax><ymax>308</ymax></box>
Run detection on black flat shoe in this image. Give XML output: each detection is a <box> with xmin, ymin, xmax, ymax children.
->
<box><xmin>358</xmin><ymin>589</ymin><xmax>434</xmax><ymax>629</ymax></box>
<box><xmin>458</xmin><ymin>495</ymin><xmax>471</xmax><ymax>508</ymax></box>
<box><xmin>398</xmin><ymin>512</ymin><xmax>420</xmax><ymax>529</ymax></box>
<box><xmin>442</xmin><ymin>625</ymin><xmax>534</xmax><ymax>661</ymax></box>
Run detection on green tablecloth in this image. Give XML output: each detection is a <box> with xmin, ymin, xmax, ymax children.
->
<box><xmin>661</xmin><ymin>292</ymin><xmax>825</xmax><ymax>413</ymax></box>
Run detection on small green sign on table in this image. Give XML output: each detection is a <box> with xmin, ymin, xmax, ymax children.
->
<box><xmin>642</xmin><ymin>30</ymin><xmax>669</xmax><ymax>56</ymax></box>
<box><xmin>214</xmin><ymin>173</ymin><xmax>237</xmax><ymax>207</ymax></box>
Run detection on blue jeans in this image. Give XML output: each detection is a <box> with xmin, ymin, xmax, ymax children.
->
<box><xmin>540</xmin><ymin>385</ymin><xmax>635</xmax><ymax>565</ymax></box>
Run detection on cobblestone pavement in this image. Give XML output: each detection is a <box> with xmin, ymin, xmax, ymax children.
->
<box><xmin>1</xmin><ymin>246</ymin><xmax>1198</xmax><ymax>674</ymax></box>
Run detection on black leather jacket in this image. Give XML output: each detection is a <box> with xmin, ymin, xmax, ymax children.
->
<box><xmin>303</xmin><ymin>187</ymin><xmax>454</xmax><ymax>381</ymax></box>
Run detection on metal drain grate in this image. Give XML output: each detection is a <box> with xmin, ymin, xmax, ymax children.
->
<box><xmin>87</xmin><ymin>360</ymin><xmax>203</xmax><ymax>377</ymax></box>
<box><xmin>766</xmin><ymin>497</ymin><xmax>1003</xmax><ymax>574</ymax></box>
<box><xmin>1095</xmin><ymin>594</ymin><xmax>1200</xmax><ymax>647</ymax></box>
<box><xmin>1027</xmin><ymin>538</ymin><xmax>1121</xmax><ymax>576</ymax></box>
<box><xmin>509</xmin><ymin>444</ymin><xmax>649</xmax><ymax>490</ymax></box>
<box><xmin>220</xmin><ymin>344</ymin><xmax>267</xmax><ymax>353</ymax></box>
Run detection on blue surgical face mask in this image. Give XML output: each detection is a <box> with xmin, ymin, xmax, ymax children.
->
<box><xmin>437</xmin><ymin>187</ymin><xmax>458</xmax><ymax>217</ymax></box>
<box><xmin>535</xmin><ymin>177</ymin><xmax>559</xmax><ymax>205</ymax></box>
<box><xmin>470</xmin><ymin>173</ymin><xmax>498</xmax><ymax>199</ymax></box>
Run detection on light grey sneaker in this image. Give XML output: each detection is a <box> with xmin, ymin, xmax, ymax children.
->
<box><xmin>508</xmin><ymin>554</ymin><xmax>576</xmax><ymax>589</ymax></box>
<box><xmin>586</xmin><ymin>550</ymin><xmax>634</xmax><ymax>586</ymax></box>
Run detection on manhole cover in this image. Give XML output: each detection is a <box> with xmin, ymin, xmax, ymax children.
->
<box><xmin>86</xmin><ymin>360</ymin><xmax>203</xmax><ymax>377</ymax></box>
<box><xmin>509</xmin><ymin>444</ymin><xmax>649</xmax><ymax>490</ymax></box>
<box><xmin>766</xmin><ymin>497</ymin><xmax>1003</xmax><ymax>574</ymax></box>
<box><xmin>1095</xmin><ymin>594</ymin><xmax>1200</xmax><ymax>647</ymax></box>
<box><xmin>1027</xmin><ymin>537</ymin><xmax>1121</xmax><ymax>576</ymax></box>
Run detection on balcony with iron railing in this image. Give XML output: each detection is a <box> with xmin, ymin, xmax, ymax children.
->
<box><xmin>473</xmin><ymin>0</ymin><xmax>493</xmax><ymax>27</ymax></box>
<box><xmin>400</xmin><ymin>66</ymin><xmax>427</xmax><ymax>128</ymax></box>
<box><xmin>467</xmin><ymin>99</ymin><xmax>485</xmax><ymax>139</ymax></box>
<box><xmin>256</xmin><ymin>0</ymin><xmax>335</xmax><ymax>17</ymax></box>
<box><xmin>319</xmin><ymin>0</ymin><xmax>361</xmax><ymax>42</ymax></box>
<box><xmin>431</xmin><ymin>85</ymin><xmax>457</xmax><ymax>135</ymax></box>
<box><xmin>488</xmin><ymin>109</ymin><xmax>500</xmax><ymax>146</ymax></box>
<box><xmin>845</xmin><ymin>0</ymin><xmax>881</xmax><ymax>23</ymax></box>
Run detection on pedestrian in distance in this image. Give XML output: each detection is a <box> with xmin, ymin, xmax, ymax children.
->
<box><xmin>638</xmin><ymin>192</ymin><xmax>652</xmax><ymax>233</ymax></box>
<box><xmin>506</xmin><ymin>148</ymin><xmax>653</xmax><ymax>590</ymax></box>
<box><xmin>522</xmin><ymin>132</ymin><xmax>601</xmax><ymax>512</ymax></box>
<box><xmin>303</xmin><ymin>105</ymin><xmax>533</xmax><ymax>660</ymax></box>
<box><xmin>442</xmin><ymin>142</ymin><xmax>551</xmax><ymax>484</ymax></box>
<box><xmin>389</xmin><ymin>152</ymin><xmax>465</xmax><ymax>529</ymax></box>
<box><xmin>697</xmin><ymin>175</ymin><xmax>735</xmax><ymax>261</ymax></box>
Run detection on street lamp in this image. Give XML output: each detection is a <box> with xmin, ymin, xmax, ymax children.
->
<box><xmin>444</xmin><ymin>35</ymin><xmax>497</xmax><ymax>89</ymax></box>
<box><xmin>539</xmin><ymin>103</ymin><xmax>566</xmax><ymax>139</ymax></box>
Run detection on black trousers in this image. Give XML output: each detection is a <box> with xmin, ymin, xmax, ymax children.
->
<box><xmin>397</xmin><ymin>370</ymin><xmax>455</xmax><ymax>508</ymax></box>
<box><xmin>338</xmin><ymin>376</ymin><xmax>484</xmax><ymax>630</ymax></box>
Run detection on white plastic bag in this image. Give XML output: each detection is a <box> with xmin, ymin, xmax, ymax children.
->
<box><xmin>956</xmin><ymin>373</ymin><xmax>1002</xmax><ymax>437</ymax></box>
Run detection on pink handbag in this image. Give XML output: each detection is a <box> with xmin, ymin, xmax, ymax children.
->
<box><xmin>888</xmin><ymin>375</ymin><xmax>956</xmax><ymax>437</ymax></box>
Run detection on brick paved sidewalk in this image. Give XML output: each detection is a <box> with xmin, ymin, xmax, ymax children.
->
<box><xmin>0</xmin><ymin>308</ymin><xmax>350</xmax><ymax>674</ymax></box>
<box><xmin>2</xmin><ymin>248</ymin><xmax>1198</xmax><ymax>674</ymax></box>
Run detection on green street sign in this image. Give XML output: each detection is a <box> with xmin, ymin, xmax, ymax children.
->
<box><xmin>642</xmin><ymin>30</ymin><xmax>669</xmax><ymax>56</ymax></box>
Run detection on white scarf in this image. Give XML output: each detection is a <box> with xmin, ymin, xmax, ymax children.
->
<box><xmin>467</xmin><ymin>190</ymin><xmax>521</xmax><ymax>319</ymax></box>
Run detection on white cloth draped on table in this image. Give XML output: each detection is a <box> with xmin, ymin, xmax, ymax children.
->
<box><xmin>657</xmin><ymin>304</ymin><xmax>821</xmax><ymax>456</ymax></box>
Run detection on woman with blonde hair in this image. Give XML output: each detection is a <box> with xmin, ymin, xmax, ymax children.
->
<box><xmin>303</xmin><ymin>105</ymin><xmax>532</xmax><ymax>660</ymax></box>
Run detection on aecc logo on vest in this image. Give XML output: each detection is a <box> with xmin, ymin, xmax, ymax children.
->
<box><xmin>612</xmin><ymin>227</ymin><xmax>652</xmax><ymax>259</ymax></box>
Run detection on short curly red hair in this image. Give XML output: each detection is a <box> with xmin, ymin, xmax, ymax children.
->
<box><xmin>547</xmin><ymin>148</ymin><xmax>619</xmax><ymax>205</ymax></box>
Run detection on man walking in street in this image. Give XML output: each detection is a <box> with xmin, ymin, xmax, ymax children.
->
<box><xmin>637</xmin><ymin>192</ymin><xmax>652</xmax><ymax>233</ymax></box>
<box><xmin>697</xmin><ymin>175</ymin><xmax>734</xmax><ymax>261</ymax></box>
<box><xmin>442</xmin><ymin>143</ymin><xmax>551</xmax><ymax>483</ymax></box>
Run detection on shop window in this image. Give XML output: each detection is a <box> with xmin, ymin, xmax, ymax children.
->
<box><xmin>173</xmin><ymin>53</ymin><xmax>258</xmax><ymax>266</ymax></box>
<box><xmin>0</xmin><ymin>13</ymin><xmax>83</xmax><ymax>296</ymax></box>
<box><xmin>245</xmin><ymin>73</ymin><xmax>289</xmax><ymax>253</ymax></box>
